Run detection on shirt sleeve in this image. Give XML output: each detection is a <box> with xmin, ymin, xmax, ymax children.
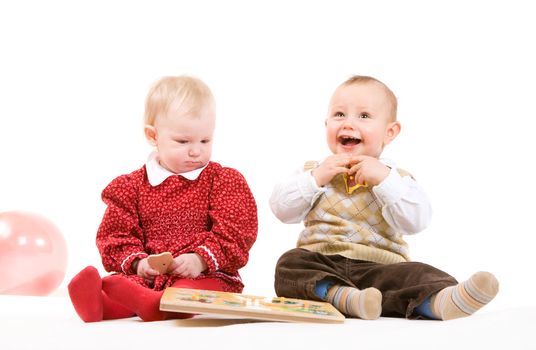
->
<box><xmin>192</xmin><ymin>168</ymin><xmax>258</xmax><ymax>274</ymax></box>
<box><xmin>96</xmin><ymin>174</ymin><xmax>148</xmax><ymax>274</ymax></box>
<box><xmin>269</xmin><ymin>167</ymin><xmax>325</xmax><ymax>224</ymax></box>
<box><xmin>372</xmin><ymin>167</ymin><xmax>432</xmax><ymax>235</ymax></box>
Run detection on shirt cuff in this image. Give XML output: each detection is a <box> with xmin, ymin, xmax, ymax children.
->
<box><xmin>372</xmin><ymin>168</ymin><xmax>407</xmax><ymax>206</ymax></box>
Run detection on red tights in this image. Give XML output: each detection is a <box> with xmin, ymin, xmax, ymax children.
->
<box><xmin>68</xmin><ymin>266</ymin><xmax>225</xmax><ymax>322</ymax></box>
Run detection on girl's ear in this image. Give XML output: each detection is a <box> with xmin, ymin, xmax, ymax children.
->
<box><xmin>383</xmin><ymin>121</ymin><xmax>401</xmax><ymax>146</ymax></box>
<box><xmin>144</xmin><ymin>125</ymin><xmax>157</xmax><ymax>146</ymax></box>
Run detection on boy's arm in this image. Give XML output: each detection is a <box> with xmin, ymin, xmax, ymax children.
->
<box><xmin>372</xmin><ymin>168</ymin><xmax>432</xmax><ymax>235</ymax></box>
<box><xmin>269</xmin><ymin>167</ymin><xmax>325</xmax><ymax>224</ymax></box>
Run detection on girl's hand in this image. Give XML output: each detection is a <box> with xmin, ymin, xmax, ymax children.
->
<box><xmin>169</xmin><ymin>253</ymin><xmax>208</xmax><ymax>279</ymax></box>
<box><xmin>347</xmin><ymin>156</ymin><xmax>390</xmax><ymax>187</ymax></box>
<box><xmin>312</xmin><ymin>154</ymin><xmax>357</xmax><ymax>187</ymax></box>
<box><xmin>135</xmin><ymin>257</ymin><xmax>161</xmax><ymax>282</ymax></box>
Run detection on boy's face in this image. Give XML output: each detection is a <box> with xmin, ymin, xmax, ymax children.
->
<box><xmin>145</xmin><ymin>100</ymin><xmax>215</xmax><ymax>174</ymax></box>
<box><xmin>325</xmin><ymin>82</ymin><xmax>399</xmax><ymax>158</ymax></box>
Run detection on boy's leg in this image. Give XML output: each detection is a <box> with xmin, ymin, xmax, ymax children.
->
<box><xmin>325</xmin><ymin>284</ymin><xmax>382</xmax><ymax>320</ymax></box>
<box><xmin>429</xmin><ymin>271</ymin><xmax>499</xmax><ymax>320</ymax></box>
<box><xmin>347</xmin><ymin>261</ymin><xmax>458</xmax><ymax>319</ymax></box>
<box><xmin>275</xmin><ymin>248</ymin><xmax>382</xmax><ymax>319</ymax></box>
<box><xmin>275</xmin><ymin>248</ymin><xmax>348</xmax><ymax>300</ymax></box>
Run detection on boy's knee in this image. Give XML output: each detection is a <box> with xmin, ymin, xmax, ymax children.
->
<box><xmin>275</xmin><ymin>248</ymin><xmax>312</xmax><ymax>272</ymax></box>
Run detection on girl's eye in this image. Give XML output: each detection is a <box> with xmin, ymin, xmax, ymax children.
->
<box><xmin>359</xmin><ymin>113</ymin><xmax>370</xmax><ymax>119</ymax></box>
<box><xmin>201</xmin><ymin>139</ymin><xmax>211</xmax><ymax>144</ymax></box>
<box><xmin>334</xmin><ymin>112</ymin><xmax>345</xmax><ymax>118</ymax></box>
<box><xmin>176</xmin><ymin>140</ymin><xmax>188</xmax><ymax>144</ymax></box>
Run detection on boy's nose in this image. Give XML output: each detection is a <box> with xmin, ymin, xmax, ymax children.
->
<box><xmin>342</xmin><ymin>118</ymin><xmax>355</xmax><ymax>129</ymax></box>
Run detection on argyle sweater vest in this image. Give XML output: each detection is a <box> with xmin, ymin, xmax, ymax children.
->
<box><xmin>297</xmin><ymin>161</ymin><xmax>410</xmax><ymax>264</ymax></box>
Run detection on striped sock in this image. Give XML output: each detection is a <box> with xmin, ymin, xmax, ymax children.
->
<box><xmin>326</xmin><ymin>285</ymin><xmax>382</xmax><ymax>320</ymax></box>
<box><xmin>431</xmin><ymin>271</ymin><xmax>499</xmax><ymax>320</ymax></box>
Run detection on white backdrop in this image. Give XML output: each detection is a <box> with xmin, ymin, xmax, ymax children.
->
<box><xmin>1</xmin><ymin>0</ymin><xmax>534</xmax><ymax>312</ymax></box>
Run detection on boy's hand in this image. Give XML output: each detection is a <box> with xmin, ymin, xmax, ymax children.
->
<box><xmin>135</xmin><ymin>257</ymin><xmax>161</xmax><ymax>282</ymax></box>
<box><xmin>169</xmin><ymin>253</ymin><xmax>208</xmax><ymax>279</ymax></box>
<box><xmin>312</xmin><ymin>154</ymin><xmax>356</xmax><ymax>187</ymax></box>
<box><xmin>347</xmin><ymin>156</ymin><xmax>390</xmax><ymax>187</ymax></box>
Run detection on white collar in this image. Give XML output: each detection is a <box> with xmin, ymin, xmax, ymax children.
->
<box><xmin>145</xmin><ymin>152</ymin><xmax>208</xmax><ymax>186</ymax></box>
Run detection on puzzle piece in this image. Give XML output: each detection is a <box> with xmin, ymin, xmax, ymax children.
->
<box><xmin>343</xmin><ymin>173</ymin><xmax>367</xmax><ymax>194</ymax></box>
<box><xmin>147</xmin><ymin>252</ymin><xmax>174</xmax><ymax>274</ymax></box>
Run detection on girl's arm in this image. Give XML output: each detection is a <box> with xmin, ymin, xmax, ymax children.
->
<box><xmin>96</xmin><ymin>174</ymin><xmax>148</xmax><ymax>274</ymax></box>
<box><xmin>191</xmin><ymin>168</ymin><xmax>258</xmax><ymax>274</ymax></box>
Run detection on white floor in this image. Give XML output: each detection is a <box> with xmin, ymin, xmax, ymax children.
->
<box><xmin>2</xmin><ymin>293</ymin><xmax>534</xmax><ymax>350</ymax></box>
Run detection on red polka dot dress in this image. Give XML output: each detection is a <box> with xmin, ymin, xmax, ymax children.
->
<box><xmin>96</xmin><ymin>161</ymin><xmax>258</xmax><ymax>293</ymax></box>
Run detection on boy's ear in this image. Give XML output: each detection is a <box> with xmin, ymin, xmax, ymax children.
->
<box><xmin>144</xmin><ymin>125</ymin><xmax>157</xmax><ymax>146</ymax></box>
<box><xmin>383</xmin><ymin>121</ymin><xmax>401</xmax><ymax>146</ymax></box>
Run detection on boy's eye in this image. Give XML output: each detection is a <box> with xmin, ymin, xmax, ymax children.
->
<box><xmin>359</xmin><ymin>113</ymin><xmax>370</xmax><ymax>119</ymax></box>
<box><xmin>176</xmin><ymin>140</ymin><xmax>188</xmax><ymax>144</ymax></box>
<box><xmin>334</xmin><ymin>112</ymin><xmax>345</xmax><ymax>118</ymax></box>
<box><xmin>201</xmin><ymin>139</ymin><xmax>211</xmax><ymax>144</ymax></box>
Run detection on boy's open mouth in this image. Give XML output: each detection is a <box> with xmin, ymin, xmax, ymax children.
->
<box><xmin>338</xmin><ymin>136</ymin><xmax>361</xmax><ymax>146</ymax></box>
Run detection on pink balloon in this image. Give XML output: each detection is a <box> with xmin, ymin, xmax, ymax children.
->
<box><xmin>0</xmin><ymin>211</ymin><xmax>68</xmax><ymax>296</ymax></box>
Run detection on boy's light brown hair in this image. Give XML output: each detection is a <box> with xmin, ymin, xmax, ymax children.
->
<box><xmin>342</xmin><ymin>75</ymin><xmax>398</xmax><ymax>121</ymax></box>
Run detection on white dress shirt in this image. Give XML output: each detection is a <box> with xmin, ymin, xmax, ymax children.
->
<box><xmin>269</xmin><ymin>159</ymin><xmax>432</xmax><ymax>235</ymax></box>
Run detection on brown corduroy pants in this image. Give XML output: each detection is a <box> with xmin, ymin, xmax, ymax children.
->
<box><xmin>274</xmin><ymin>248</ymin><xmax>458</xmax><ymax>319</ymax></box>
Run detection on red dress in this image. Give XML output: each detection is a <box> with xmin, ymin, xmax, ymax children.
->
<box><xmin>96</xmin><ymin>161</ymin><xmax>258</xmax><ymax>293</ymax></box>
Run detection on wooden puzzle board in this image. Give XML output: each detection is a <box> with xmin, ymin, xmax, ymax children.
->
<box><xmin>160</xmin><ymin>287</ymin><xmax>345</xmax><ymax>323</ymax></box>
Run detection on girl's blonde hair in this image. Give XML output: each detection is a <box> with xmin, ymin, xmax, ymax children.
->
<box><xmin>144</xmin><ymin>75</ymin><xmax>214</xmax><ymax>126</ymax></box>
<box><xmin>342</xmin><ymin>75</ymin><xmax>398</xmax><ymax>121</ymax></box>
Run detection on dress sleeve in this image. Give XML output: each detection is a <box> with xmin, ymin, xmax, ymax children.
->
<box><xmin>192</xmin><ymin>168</ymin><xmax>258</xmax><ymax>274</ymax></box>
<box><xmin>96</xmin><ymin>174</ymin><xmax>148</xmax><ymax>274</ymax></box>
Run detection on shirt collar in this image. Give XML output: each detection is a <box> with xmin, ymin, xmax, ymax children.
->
<box><xmin>145</xmin><ymin>152</ymin><xmax>208</xmax><ymax>186</ymax></box>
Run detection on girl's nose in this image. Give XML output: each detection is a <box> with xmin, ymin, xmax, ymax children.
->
<box><xmin>188</xmin><ymin>147</ymin><xmax>201</xmax><ymax>157</ymax></box>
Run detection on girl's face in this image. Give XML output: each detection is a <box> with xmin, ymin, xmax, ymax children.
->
<box><xmin>325</xmin><ymin>82</ymin><xmax>399</xmax><ymax>158</ymax></box>
<box><xmin>145</xmin><ymin>101</ymin><xmax>215</xmax><ymax>174</ymax></box>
